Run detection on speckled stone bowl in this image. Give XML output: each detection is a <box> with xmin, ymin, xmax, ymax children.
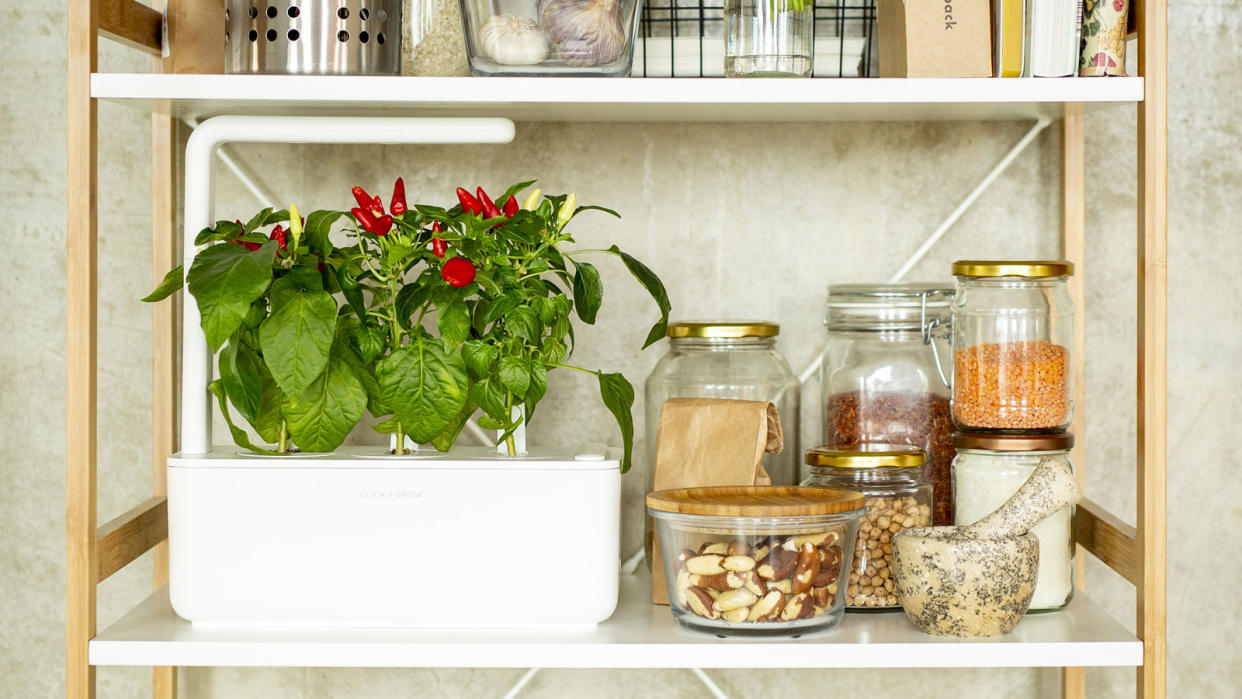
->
<box><xmin>892</xmin><ymin>526</ymin><xmax>1038</xmax><ymax>637</ymax></box>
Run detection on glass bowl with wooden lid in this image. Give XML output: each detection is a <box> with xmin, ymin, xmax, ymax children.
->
<box><xmin>646</xmin><ymin>485</ymin><xmax>865</xmax><ymax>636</ymax></box>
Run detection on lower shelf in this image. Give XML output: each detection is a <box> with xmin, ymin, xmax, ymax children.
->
<box><xmin>90</xmin><ymin>573</ymin><xmax>1142</xmax><ymax>669</ymax></box>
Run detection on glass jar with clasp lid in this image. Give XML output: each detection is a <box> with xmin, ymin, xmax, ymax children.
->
<box><xmin>820</xmin><ymin>283</ymin><xmax>955</xmax><ymax>525</ymax></box>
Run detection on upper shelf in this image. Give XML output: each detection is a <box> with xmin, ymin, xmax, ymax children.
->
<box><xmin>90</xmin><ymin>572</ymin><xmax>1142</xmax><ymax>669</ymax></box>
<box><xmin>91</xmin><ymin>74</ymin><xmax>1145</xmax><ymax>122</ymax></box>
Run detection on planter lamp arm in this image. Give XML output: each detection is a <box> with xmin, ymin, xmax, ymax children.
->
<box><xmin>182</xmin><ymin>115</ymin><xmax>517</xmax><ymax>455</ymax></box>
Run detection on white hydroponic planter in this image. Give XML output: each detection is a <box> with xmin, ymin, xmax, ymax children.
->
<box><xmin>167</xmin><ymin>445</ymin><xmax>621</xmax><ymax>628</ymax></box>
<box><xmin>164</xmin><ymin>115</ymin><xmax>621</xmax><ymax>628</ymax></box>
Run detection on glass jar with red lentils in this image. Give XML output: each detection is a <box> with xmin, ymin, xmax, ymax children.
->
<box><xmin>950</xmin><ymin>261</ymin><xmax>1075</xmax><ymax>434</ymax></box>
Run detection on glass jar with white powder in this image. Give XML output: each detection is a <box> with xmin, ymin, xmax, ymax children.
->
<box><xmin>952</xmin><ymin>432</ymin><xmax>1076</xmax><ymax>611</ymax></box>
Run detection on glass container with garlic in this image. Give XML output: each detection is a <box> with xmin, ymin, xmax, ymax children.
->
<box><xmin>459</xmin><ymin>0</ymin><xmax>643</xmax><ymax>75</ymax></box>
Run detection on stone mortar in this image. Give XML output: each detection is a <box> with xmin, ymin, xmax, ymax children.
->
<box><xmin>891</xmin><ymin>526</ymin><xmax>1038</xmax><ymax>637</ymax></box>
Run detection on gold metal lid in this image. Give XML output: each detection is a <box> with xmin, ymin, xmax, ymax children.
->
<box><xmin>804</xmin><ymin>445</ymin><xmax>927</xmax><ymax>469</ymax></box>
<box><xmin>951</xmin><ymin>260</ymin><xmax>1074</xmax><ymax>278</ymax></box>
<box><xmin>646</xmin><ymin>485</ymin><xmax>864</xmax><ymax>517</ymax></box>
<box><xmin>667</xmin><ymin>321</ymin><xmax>779</xmax><ymax>339</ymax></box>
<box><xmin>952</xmin><ymin>432</ymin><xmax>1075</xmax><ymax>452</ymax></box>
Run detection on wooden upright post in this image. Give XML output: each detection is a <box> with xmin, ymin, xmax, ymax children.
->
<box><xmin>151</xmin><ymin>86</ymin><xmax>180</xmax><ymax>699</ymax></box>
<box><xmin>67</xmin><ymin>0</ymin><xmax>100</xmax><ymax>695</ymax></box>
<box><xmin>1060</xmin><ymin>102</ymin><xmax>1087</xmax><ymax>699</ymax></box>
<box><xmin>1137</xmin><ymin>0</ymin><xmax>1169</xmax><ymax>691</ymax></box>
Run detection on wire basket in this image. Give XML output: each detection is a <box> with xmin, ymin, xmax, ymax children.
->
<box><xmin>226</xmin><ymin>0</ymin><xmax>403</xmax><ymax>74</ymax></box>
<box><xmin>633</xmin><ymin>0</ymin><xmax>876</xmax><ymax>77</ymax></box>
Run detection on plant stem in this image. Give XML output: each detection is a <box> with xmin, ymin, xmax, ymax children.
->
<box><xmin>386</xmin><ymin>274</ymin><xmax>406</xmax><ymax>455</ymax></box>
<box><xmin>278</xmin><ymin>419</ymin><xmax>288</xmax><ymax>453</ymax></box>
<box><xmin>505</xmin><ymin>434</ymin><xmax>517</xmax><ymax>456</ymax></box>
<box><xmin>549</xmin><ymin>363</ymin><xmax>598</xmax><ymax>376</ymax></box>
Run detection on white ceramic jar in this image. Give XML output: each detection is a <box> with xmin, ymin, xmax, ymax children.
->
<box><xmin>951</xmin><ymin>432</ymin><xmax>1076</xmax><ymax>611</ymax></box>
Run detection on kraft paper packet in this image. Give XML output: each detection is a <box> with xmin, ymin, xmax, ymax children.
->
<box><xmin>650</xmin><ymin>398</ymin><xmax>783</xmax><ymax>605</ymax></box>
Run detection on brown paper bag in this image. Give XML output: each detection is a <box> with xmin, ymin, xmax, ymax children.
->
<box><xmin>649</xmin><ymin>398</ymin><xmax>784</xmax><ymax>605</ymax></box>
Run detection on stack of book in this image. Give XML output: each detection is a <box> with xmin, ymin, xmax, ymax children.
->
<box><xmin>994</xmin><ymin>0</ymin><xmax>1084</xmax><ymax>77</ymax></box>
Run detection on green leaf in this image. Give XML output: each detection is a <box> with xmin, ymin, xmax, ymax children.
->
<box><xmin>187</xmin><ymin>241</ymin><xmax>278</xmax><ymax>352</ymax></box>
<box><xmin>472</xmin><ymin>269</ymin><xmax>503</xmax><ymax>296</ymax></box>
<box><xmin>396</xmin><ymin>283</ymin><xmax>431</xmax><ymax>326</ymax></box>
<box><xmin>524</xmin><ymin>361</ymin><xmax>548</xmax><ymax>423</ymax></box>
<box><xmin>607</xmin><ymin>245</ymin><xmax>672</xmax><ymax>349</ymax></box>
<box><xmin>375</xmin><ymin>336</ymin><xmax>469</xmax><ymax>444</ymax></box>
<box><xmin>218</xmin><ymin>340</ymin><xmax>262</xmax><ymax>423</ymax></box>
<box><xmin>338</xmin><ymin>264</ymin><xmax>368</xmax><ymax>321</ymax></box>
<box><xmin>285</xmin><ymin>356</ymin><xmax>367</xmax><ymax>453</ymax></box>
<box><xmin>253</xmin><ymin>369</ymin><xmax>286</xmax><ymax>444</ymax></box>
<box><xmin>431</xmin><ymin>399</ymin><xmax>478</xmax><ymax>453</ymax></box>
<box><xmin>303</xmin><ymin>210</ymin><xmax>344</xmax><ymax>259</ymax></box>
<box><xmin>506</xmin><ymin>305</ymin><xmax>541</xmax><ymax>344</ymax></box>
<box><xmin>572</xmin><ymin>204</ymin><xmax>621</xmax><ymax>219</ymax></box>
<box><xmin>482</xmin><ymin>295</ymin><xmax>520</xmax><ymax>326</ymax></box>
<box><xmin>498</xmin><ymin>355</ymin><xmax>532</xmax><ymax>399</ymax></box>
<box><xmin>598</xmin><ymin>372</ymin><xmax>635</xmax><ymax>473</ymax></box>
<box><xmin>142</xmin><ymin>265</ymin><xmax>184</xmax><ymax>302</ymax></box>
<box><xmin>541</xmin><ymin>338</ymin><xmax>568</xmax><ymax>366</ymax></box>
<box><xmin>470</xmin><ymin>374</ymin><xmax>509</xmax><ymax>420</ymax></box>
<box><xmin>438</xmin><ymin>299</ymin><xmax>471</xmax><ymax>348</ymax></box>
<box><xmin>208</xmin><ymin>380</ymin><xmax>280</xmax><ymax>455</ymax></box>
<box><xmin>461</xmin><ymin>340</ymin><xmax>499</xmax><ymax>379</ymax></box>
<box><xmin>245</xmin><ymin>207</ymin><xmax>289</xmax><ymax>233</ymax></box>
<box><xmin>258</xmin><ymin>287</ymin><xmax>337</xmax><ymax>398</ymax></box>
<box><xmin>572</xmin><ymin>261</ymin><xmax>603</xmax><ymax>324</ymax></box>
<box><xmin>476</xmin><ymin>415</ymin><xmax>504</xmax><ymax>430</ymax></box>
<box><xmin>352</xmin><ymin>324</ymin><xmax>386</xmax><ymax>365</ymax></box>
<box><xmin>195</xmin><ymin>220</ymin><xmax>242</xmax><ymax>245</ymax></box>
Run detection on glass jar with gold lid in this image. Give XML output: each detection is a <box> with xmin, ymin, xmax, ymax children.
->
<box><xmin>643</xmin><ymin>321</ymin><xmax>801</xmax><ymax>566</ymax></box>
<box><xmin>951</xmin><ymin>261</ymin><xmax>1076</xmax><ymax>433</ymax></box>
<box><xmin>801</xmin><ymin>445</ymin><xmax>931</xmax><ymax>610</ymax></box>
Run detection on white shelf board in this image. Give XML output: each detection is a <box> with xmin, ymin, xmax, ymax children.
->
<box><xmin>91</xmin><ymin>573</ymin><xmax>1142</xmax><ymax>669</ymax></box>
<box><xmin>91</xmin><ymin>73</ymin><xmax>1144</xmax><ymax>122</ymax></box>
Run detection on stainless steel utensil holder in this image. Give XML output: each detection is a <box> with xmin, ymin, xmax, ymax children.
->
<box><xmin>226</xmin><ymin>0</ymin><xmax>403</xmax><ymax>74</ymax></box>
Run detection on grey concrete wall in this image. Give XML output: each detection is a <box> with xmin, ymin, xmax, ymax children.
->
<box><xmin>3</xmin><ymin>0</ymin><xmax>1236</xmax><ymax>696</ymax></box>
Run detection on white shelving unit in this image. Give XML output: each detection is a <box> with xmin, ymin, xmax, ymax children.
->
<box><xmin>91</xmin><ymin>73</ymin><xmax>1145</xmax><ymax>122</ymax></box>
<box><xmin>91</xmin><ymin>574</ymin><xmax>1142</xmax><ymax>670</ymax></box>
<box><xmin>69</xmin><ymin>5</ymin><xmax>1167</xmax><ymax>698</ymax></box>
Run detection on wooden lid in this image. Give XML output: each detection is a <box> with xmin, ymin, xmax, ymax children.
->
<box><xmin>646</xmin><ymin>485</ymin><xmax>864</xmax><ymax>517</ymax></box>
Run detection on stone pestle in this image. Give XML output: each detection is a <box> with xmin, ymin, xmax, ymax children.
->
<box><xmin>960</xmin><ymin>455</ymin><xmax>1083</xmax><ymax>540</ymax></box>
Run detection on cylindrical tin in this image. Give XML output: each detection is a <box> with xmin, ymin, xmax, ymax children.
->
<box><xmin>226</xmin><ymin>0</ymin><xmax>402</xmax><ymax>75</ymax></box>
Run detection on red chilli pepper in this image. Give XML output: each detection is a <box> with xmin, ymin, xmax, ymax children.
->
<box><xmin>503</xmin><ymin>194</ymin><xmax>519</xmax><ymax>217</ymax></box>
<box><xmin>477</xmin><ymin>187</ymin><xmax>502</xmax><ymax>219</ymax></box>
<box><xmin>351</xmin><ymin>207</ymin><xmax>377</xmax><ymax>233</ymax></box>
<box><xmin>351</xmin><ymin>186</ymin><xmax>373</xmax><ymax>211</ymax></box>
<box><xmin>373</xmin><ymin>215</ymin><xmax>394</xmax><ymax>237</ymax></box>
<box><xmin>370</xmin><ymin>195</ymin><xmax>385</xmax><ymax>218</ymax></box>
<box><xmin>269</xmin><ymin>224</ymin><xmax>287</xmax><ymax>255</ymax></box>
<box><xmin>430</xmin><ymin>222</ymin><xmax>447</xmax><ymax>258</ymax></box>
<box><xmin>456</xmin><ymin>187</ymin><xmax>483</xmax><ymax>216</ymax></box>
<box><xmin>390</xmin><ymin>177</ymin><xmax>407</xmax><ymax>216</ymax></box>
<box><xmin>442</xmin><ymin>257</ymin><xmax>476</xmax><ymax>288</ymax></box>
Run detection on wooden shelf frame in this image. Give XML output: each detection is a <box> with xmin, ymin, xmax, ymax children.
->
<box><xmin>65</xmin><ymin>0</ymin><xmax>1167</xmax><ymax>697</ymax></box>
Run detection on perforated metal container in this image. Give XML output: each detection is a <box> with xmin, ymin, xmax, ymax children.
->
<box><xmin>226</xmin><ymin>1</ymin><xmax>402</xmax><ymax>74</ymax></box>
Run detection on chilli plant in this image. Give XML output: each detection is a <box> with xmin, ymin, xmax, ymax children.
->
<box><xmin>338</xmin><ymin>179</ymin><xmax>670</xmax><ymax>472</ymax></box>
<box><xmin>143</xmin><ymin>205</ymin><xmax>365</xmax><ymax>455</ymax></box>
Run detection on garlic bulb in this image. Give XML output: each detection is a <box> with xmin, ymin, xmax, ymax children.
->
<box><xmin>539</xmin><ymin>0</ymin><xmax>625</xmax><ymax>67</ymax></box>
<box><xmin>479</xmin><ymin>14</ymin><xmax>550</xmax><ymax>66</ymax></box>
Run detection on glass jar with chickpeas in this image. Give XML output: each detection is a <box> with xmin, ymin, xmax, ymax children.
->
<box><xmin>801</xmin><ymin>445</ymin><xmax>932</xmax><ymax>610</ymax></box>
